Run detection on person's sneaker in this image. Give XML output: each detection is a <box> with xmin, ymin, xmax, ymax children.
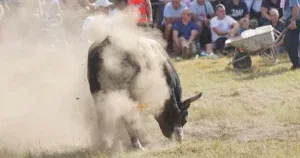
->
<box><xmin>208</xmin><ymin>53</ymin><xmax>219</xmax><ymax>59</ymax></box>
<box><xmin>199</xmin><ymin>51</ymin><xmax>208</xmax><ymax>56</ymax></box>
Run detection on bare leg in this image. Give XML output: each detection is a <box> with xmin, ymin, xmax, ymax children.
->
<box><xmin>180</xmin><ymin>38</ymin><xmax>192</xmax><ymax>58</ymax></box>
<box><xmin>164</xmin><ymin>23</ymin><xmax>173</xmax><ymax>40</ymax></box>
<box><xmin>173</xmin><ymin>40</ymin><xmax>182</xmax><ymax>56</ymax></box>
<box><xmin>122</xmin><ymin>117</ymin><xmax>144</xmax><ymax>150</ymax></box>
<box><xmin>206</xmin><ymin>43</ymin><xmax>214</xmax><ymax>54</ymax></box>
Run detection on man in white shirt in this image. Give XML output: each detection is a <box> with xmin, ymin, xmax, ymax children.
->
<box><xmin>85</xmin><ymin>0</ymin><xmax>114</xmax><ymax>13</ymax></box>
<box><xmin>206</xmin><ymin>4</ymin><xmax>239</xmax><ymax>55</ymax></box>
<box><xmin>82</xmin><ymin>0</ymin><xmax>114</xmax><ymax>30</ymax></box>
<box><xmin>81</xmin><ymin>0</ymin><xmax>114</xmax><ymax>44</ymax></box>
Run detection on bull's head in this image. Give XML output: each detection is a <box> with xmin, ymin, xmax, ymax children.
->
<box><xmin>155</xmin><ymin>92</ymin><xmax>202</xmax><ymax>142</ymax></box>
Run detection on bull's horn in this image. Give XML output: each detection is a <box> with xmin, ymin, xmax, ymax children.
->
<box><xmin>181</xmin><ymin>92</ymin><xmax>202</xmax><ymax>110</ymax></box>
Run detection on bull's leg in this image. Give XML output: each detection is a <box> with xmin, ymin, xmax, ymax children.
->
<box><xmin>122</xmin><ymin>117</ymin><xmax>144</xmax><ymax>150</ymax></box>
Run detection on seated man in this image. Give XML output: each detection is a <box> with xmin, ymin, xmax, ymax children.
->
<box><xmin>206</xmin><ymin>4</ymin><xmax>239</xmax><ymax>55</ymax></box>
<box><xmin>264</xmin><ymin>8</ymin><xmax>285</xmax><ymax>53</ymax></box>
<box><xmin>260</xmin><ymin>0</ymin><xmax>282</xmax><ymax>26</ymax></box>
<box><xmin>161</xmin><ymin>0</ymin><xmax>187</xmax><ymax>51</ymax></box>
<box><xmin>172</xmin><ymin>8</ymin><xmax>198</xmax><ymax>58</ymax></box>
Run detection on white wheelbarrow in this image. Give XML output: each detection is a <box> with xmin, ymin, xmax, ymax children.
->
<box><xmin>225</xmin><ymin>25</ymin><xmax>287</xmax><ymax>69</ymax></box>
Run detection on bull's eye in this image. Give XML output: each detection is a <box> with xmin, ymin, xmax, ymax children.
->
<box><xmin>181</xmin><ymin>110</ymin><xmax>188</xmax><ymax>119</ymax></box>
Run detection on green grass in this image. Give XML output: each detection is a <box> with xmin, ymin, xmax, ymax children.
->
<box><xmin>3</xmin><ymin>53</ymin><xmax>300</xmax><ymax>157</ymax></box>
<box><xmin>144</xmin><ymin>140</ymin><xmax>300</xmax><ymax>158</ymax></box>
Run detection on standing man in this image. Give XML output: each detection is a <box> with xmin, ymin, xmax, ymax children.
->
<box><xmin>282</xmin><ymin>0</ymin><xmax>300</xmax><ymax>70</ymax></box>
<box><xmin>127</xmin><ymin>0</ymin><xmax>153</xmax><ymax>27</ymax></box>
<box><xmin>85</xmin><ymin>0</ymin><xmax>114</xmax><ymax>13</ymax></box>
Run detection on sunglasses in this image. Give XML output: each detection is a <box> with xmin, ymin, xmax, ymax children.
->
<box><xmin>185</xmin><ymin>13</ymin><xmax>191</xmax><ymax>16</ymax></box>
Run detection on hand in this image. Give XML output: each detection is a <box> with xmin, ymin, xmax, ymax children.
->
<box><xmin>289</xmin><ymin>21</ymin><xmax>297</xmax><ymax>30</ymax></box>
<box><xmin>148</xmin><ymin>19</ymin><xmax>153</xmax><ymax>25</ymax></box>
<box><xmin>227</xmin><ymin>30</ymin><xmax>235</xmax><ymax>38</ymax></box>
<box><xmin>186</xmin><ymin>40</ymin><xmax>192</xmax><ymax>46</ymax></box>
<box><xmin>174</xmin><ymin>39</ymin><xmax>180</xmax><ymax>46</ymax></box>
<box><xmin>228</xmin><ymin>34</ymin><xmax>235</xmax><ymax>38</ymax></box>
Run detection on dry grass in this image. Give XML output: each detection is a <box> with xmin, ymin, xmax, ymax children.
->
<box><xmin>2</xmin><ymin>53</ymin><xmax>300</xmax><ymax>158</ymax></box>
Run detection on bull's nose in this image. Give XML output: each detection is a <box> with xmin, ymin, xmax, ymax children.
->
<box><xmin>174</xmin><ymin>126</ymin><xmax>183</xmax><ymax>143</ymax></box>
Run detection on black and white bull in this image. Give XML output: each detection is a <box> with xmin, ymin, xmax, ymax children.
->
<box><xmin>87</xmin><ymin>36</ymin><xmax>202</xmax><ymax>150</ymax></box>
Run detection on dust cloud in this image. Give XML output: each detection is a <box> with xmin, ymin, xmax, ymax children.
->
<box><xmin>0</xmin><ymin>1</ymin><xmax>171</xmax><ymax>155</ymax></box>
<box><xmin>85</xmin><ymin>10</ymin><xmax>172</xmax><ymax>153</ymax></box>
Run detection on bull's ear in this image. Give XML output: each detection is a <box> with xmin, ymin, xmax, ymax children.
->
<box><xmin>181</xmin><ymin>92</ymin><xmax>202</xmax><ymax>110</ymax></box>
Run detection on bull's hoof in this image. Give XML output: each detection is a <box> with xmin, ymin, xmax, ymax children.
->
<box><xmin>133</xmin><ymin>139</ymin><xmax>145</xmax><ymax>151</ymax></box>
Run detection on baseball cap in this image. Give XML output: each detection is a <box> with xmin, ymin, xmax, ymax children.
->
<box><xmin>95</xmin><ymin>0</ymin><xmax>114</xmax><ymax>8</ymax></box>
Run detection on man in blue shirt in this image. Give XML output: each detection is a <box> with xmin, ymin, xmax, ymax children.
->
<box><xmin>282</xmin><ymin>0</ymin><xmax>300</xmax><ymax>70</ymax></box>
<box><xmin>162</xmin><ymin>0</ymin><xmax>187</xmax><ymax>52</ymax></box>
<box><xmin>173</xmin><ymin>8</ymin><xmax>199</xmax><ymax>58</ymax></box>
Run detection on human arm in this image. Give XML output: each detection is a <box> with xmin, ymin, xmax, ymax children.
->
<box><xmin>289</xmin><ymin>0</ymin><xmax>300</xmax><ymax>29</ymax></box>
<box><xmin>187</xmin><ymin>30</ymin><xmax>198</xmax><ymax>45</ymax></box>
<box><xmin>212</xmin><ymin>17</ymin><xmax>239</xmax><ymax>36</ymax></box>
<box><xmin>261</xmin><ymin>6</ymin><xmax>271</xmax><ymax>20</ymax></box>
<box><xmin>187</xmin><ymin>22</ymin><xmax>199</xmax><ymax>43</ymax></box>
<box><xmin>85</xmin><ymin>0</ymin><xmax>99</xmax><ymax>11</ymax></box>
<box><xmin>2</xmin><ymin>0</ymin><xmax>9</xmax><ymax>10</ymax></box>
<box><xmin>172</xmin><ymin>22</ymin><xmax>180</xmax><ymax>45</ymax></box>
<box><xmin>228</xmin><ymin>22</ymin><xmax>240</xmax><ymax>37</ymax></box>
<box><xmin>210</xmin><ymin>18</ymin><xmax>229</xmax><ymax>36</ymax></box>
<box><xmin>36</xmin><ymin>0</ymin><xmax>43</xmax><ymax>17</ymax></box>
<box><xmin>0</xmin><ymin>4</ymin><xmax>4</xmax><ymax>20</ymax></box>
<box><xmin>145</xmin><ymin>0</ymin><xmax>153</xmax><ymax>23</ymax></box>
<box><xmin>85</xmin><ymin>0</ymin><xmax>94</xmax><ymax>9</ymax></box>
<box><xmin>212</xmin><ymin>27</ymin><xmax>231</xmax><ymax>36</ymax></box>
<box><xmin>173</xmin><ymin>30</ymin><xmax>180</xmax><ymax>45</ymax></box>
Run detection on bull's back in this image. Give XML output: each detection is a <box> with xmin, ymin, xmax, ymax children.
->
<box><xmin>87</xmin><ymin>37</ymin><xmax>141</xmax><ymax>94</ymax></box>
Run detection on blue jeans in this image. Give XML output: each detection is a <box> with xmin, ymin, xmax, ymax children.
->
<box><xmin>284</xmin><ymin>21</ymin><xmax>300</xmax><ymax>67</ymax></box>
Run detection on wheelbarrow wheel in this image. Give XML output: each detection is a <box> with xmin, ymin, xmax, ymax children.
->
<box><xmin>232</xmin><ymin>52</ymin><xmax>252</xmax><ymax>69</ymax></box>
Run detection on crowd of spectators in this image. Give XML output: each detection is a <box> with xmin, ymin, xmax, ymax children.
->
<box><xmin>0</xmin><ymin>0</ymin><xmax>285</xmax><ymax>59</ymax></box>
<box><xmin>157</xmin><ymin>0</ymin><xmax>284</xmax><ymax>58</ymax></box>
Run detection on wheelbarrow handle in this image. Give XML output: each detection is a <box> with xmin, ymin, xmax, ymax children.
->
<box><xmin>274</xmin><ymin>27</ymin><xmax>288</xmax><ymax>45</ymax></box>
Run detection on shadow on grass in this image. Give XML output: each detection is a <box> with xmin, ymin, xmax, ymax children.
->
<box><xmin>210</xmin><ymin>55</ymin><xmax>291</xmax><ymax>81</ymax></box>
<box><xmin>233</xmin><ymin>67</ymin><xmax>290</xmax><ymax>81</ymax></box>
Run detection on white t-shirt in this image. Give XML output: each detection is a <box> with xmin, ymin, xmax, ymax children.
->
<box><xmin>82</xmin><ymin>16</ymin><xmax>95</xmax><ymax>30</ymax></box>
<box><xmin>210</xmin><ymin>15</ymin><xmax>237</xmax><ymax>42</ymax></box>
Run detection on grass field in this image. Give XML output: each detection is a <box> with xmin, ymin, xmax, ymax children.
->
<box><xmin>2</xmin><ymin>53</ymin><xmax>300</xmax><ymax>158</ymax></box>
